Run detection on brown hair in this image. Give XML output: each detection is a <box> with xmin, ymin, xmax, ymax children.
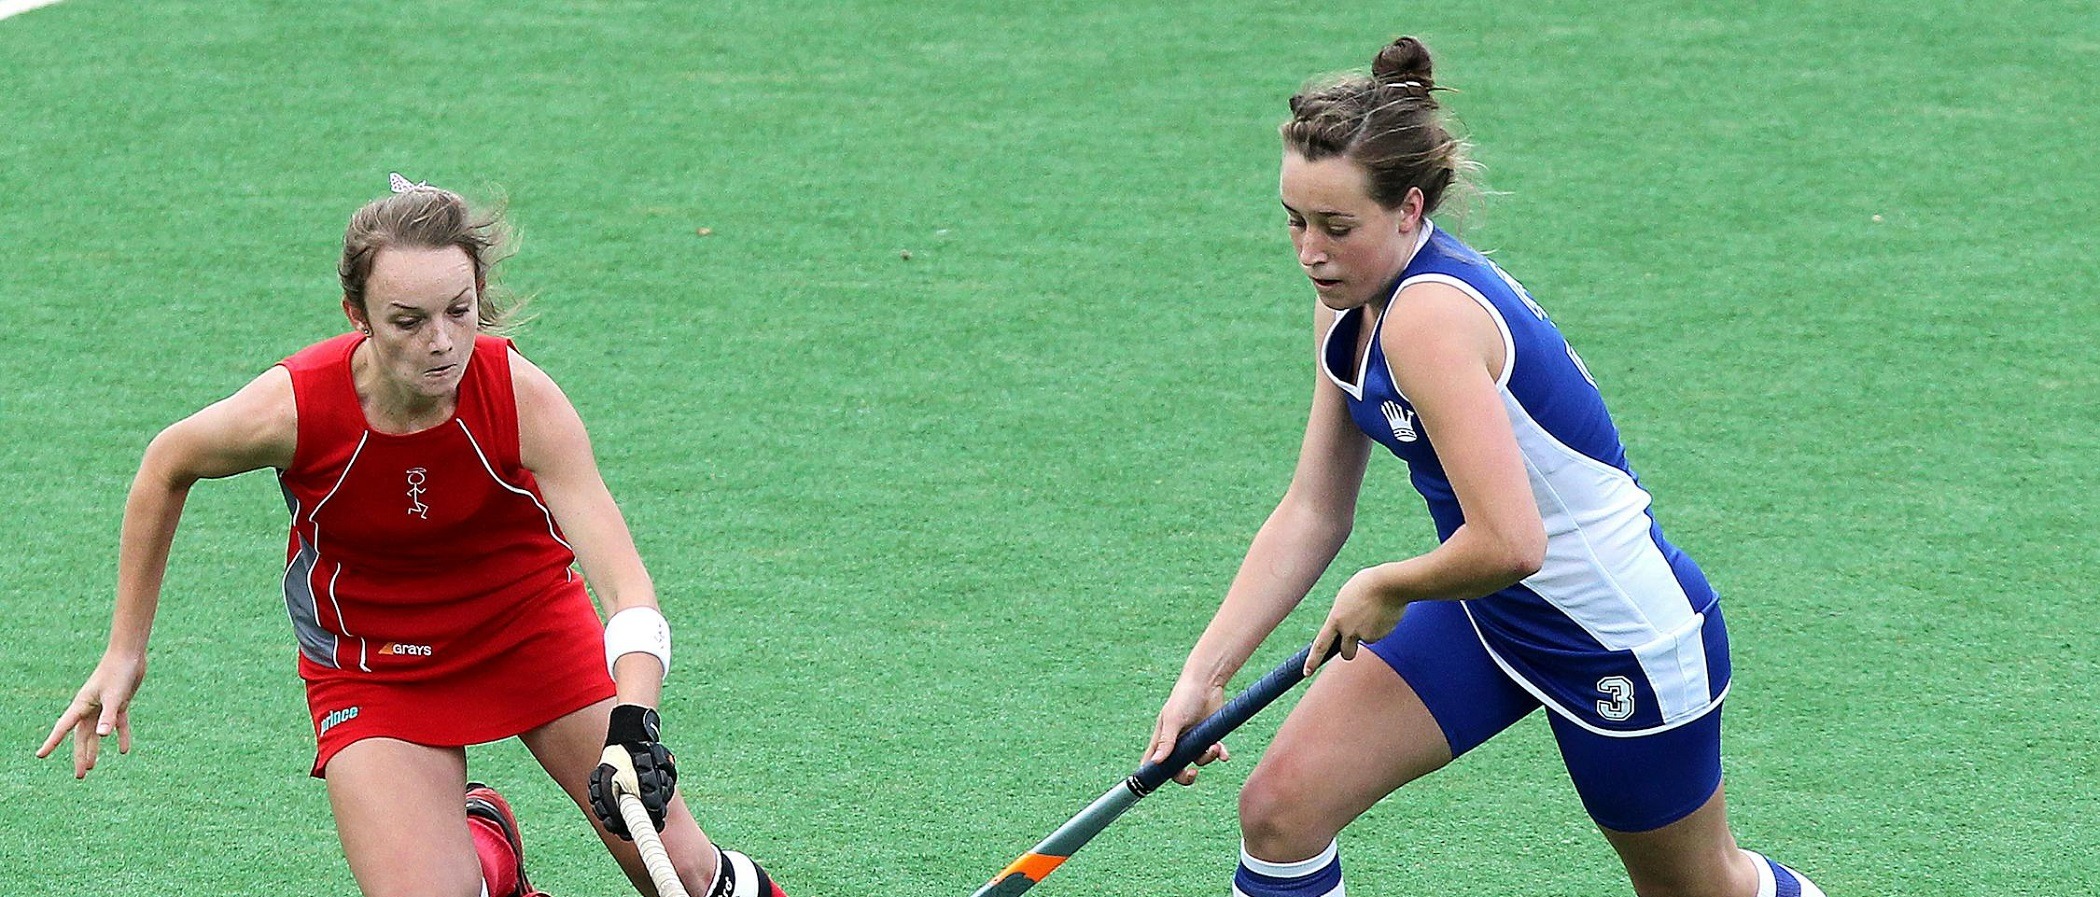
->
<box><xmin>1281</xmin><ymin>36</ymin><xmax>1479</xmax><ymax>216</ymax></box>
<box><xmin>338</xmin><ymin>182</ymin><xmax>526</xmax><ymax>333</ymax></box>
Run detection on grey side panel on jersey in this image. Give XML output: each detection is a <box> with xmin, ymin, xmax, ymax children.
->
<box><xmin>280</xmin><ymin>486</ymin><xmax>338</xmax><ymax>669</ymax></box>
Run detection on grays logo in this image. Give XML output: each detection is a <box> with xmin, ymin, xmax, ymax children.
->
<box><xmin>319</xmin><ymin>705</ymin><xmax>361</xmax><ymax>736</ymax></box>
<box><xmin>1380</xmin><ymin>400</ymin><xmax>1419</xmax><ymax>443</ymax></box>
<box><xmin>405</xmin><ymin>467</ymin><xmax>429</xmax><ymax>518</ymax></box>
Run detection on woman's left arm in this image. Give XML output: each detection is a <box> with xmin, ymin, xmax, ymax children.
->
<box><xmin>1311</xmin><ymin>283</ymin><xmax>1547</xmax><ymax>660</ymax></box>
<box><xmin>512</xmin><ymin>350</ymin><xmax>664</xmax><ymax>709</ymax></box>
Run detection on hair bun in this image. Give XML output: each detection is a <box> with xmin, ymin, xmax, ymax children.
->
<box><xmin>1371</xmin><ymin>36</ymin><xmax>1436</xmax><ymax>89</ymax></box>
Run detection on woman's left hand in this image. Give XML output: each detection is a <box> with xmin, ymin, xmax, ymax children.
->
<box><xmin>1310</xmin><ymin>564</ymin><xmax>1411</xmax><ymax>664</ymax></box>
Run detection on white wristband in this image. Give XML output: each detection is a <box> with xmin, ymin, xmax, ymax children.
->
<box><xmin>603</xmin><ymin>606</ymin><xmax>671</xmax><ymax>681</ymax></box>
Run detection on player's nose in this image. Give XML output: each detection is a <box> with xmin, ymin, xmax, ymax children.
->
<box><xmin>1297</xmin><ymin>238</ymin><xmax>1326</xmax><ymax>267</ymax></box>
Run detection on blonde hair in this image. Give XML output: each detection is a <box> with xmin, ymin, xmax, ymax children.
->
<box><xmin>338</xmin><ymin>184</ymin><xmax>527</xmax><ymax>333</ymax></box>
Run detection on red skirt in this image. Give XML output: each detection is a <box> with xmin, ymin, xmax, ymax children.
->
<box><xmin>300</xmin><ymin>578</ymin><xmax>615</xmax><ymax>776</ymax></box>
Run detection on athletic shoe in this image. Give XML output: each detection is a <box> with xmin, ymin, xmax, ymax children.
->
<box><xmin>466</xmin><ymin>782</ymin><xmax>550</xmax><ymax>897</ymax></box>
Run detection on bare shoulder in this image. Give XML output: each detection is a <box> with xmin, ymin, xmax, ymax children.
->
<box><xmin>1380</xmin><ymin>280</ymin><xmax>1503</xmax><ymax>375</ymax></box>
<box><xmin>507</xmin><ymin>346</ymin><xmax>557</xmax><ymax>396</ymax></box>
<box><xmin>1384</xmin><ymin>279</ymin><xmax>1492</xmax><ymax>333</ymax></box>
<box><xmin>168</xmin><ymin>365</ymin><xmax>298</xmax><ymax>474</ymax></box>
<box><xmin>508</xmin><ymin>347</ymin><xmax>583</xmax><ymax>418</ymax></box>
<box><xmin>219</xmin><ymin>366</ymin><xmax>298</xmax><ymax>448</ymax></box>
<box><xmin>507</xmin><ymin>347</ymin><xmax>591</xmax><ymax>471</ymax></box>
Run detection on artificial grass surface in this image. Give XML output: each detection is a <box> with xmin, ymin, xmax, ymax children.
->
<box><xmin>2</xmin><ymin>1</ymin><xmax>2093</xmax><ymax>894</ymax></box>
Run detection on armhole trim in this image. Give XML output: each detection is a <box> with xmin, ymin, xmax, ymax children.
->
<box><xmin>1390</xmin><ymin>272</ymin><xmax>1516</xmax><ymax>391</ymax></box>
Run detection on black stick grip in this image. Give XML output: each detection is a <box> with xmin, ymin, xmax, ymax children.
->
<box><xmin>1129</xmin><ymin>642</ymin><xmax>1330</xmax><ymax>794</ymax></box>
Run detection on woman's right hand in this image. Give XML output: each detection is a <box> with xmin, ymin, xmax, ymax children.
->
<box><xmin>37</xmin><ymin>653</ymin><xmax>145</xmax><ymax>779</ymax></box>
<box><xmin>1147</xmin><ymin>676</ymin><xmax>1229</xmax><ymax>786</ymax></box>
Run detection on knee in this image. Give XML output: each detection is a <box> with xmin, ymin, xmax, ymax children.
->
<box><xmin>1238</xmin><ymin>762</ymin><xmax>1336</xmax><ymax>861</ymax></box>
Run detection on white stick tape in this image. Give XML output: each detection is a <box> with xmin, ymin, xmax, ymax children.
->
<box><xmin>0</xmin><ymin>1</ymin><xmax>67</xmax><ymax>21</ymax></box>
<box><xmin>619</xmin><ymin>791</ymin><xmax>691</xmax><ymax>897</ymax></box>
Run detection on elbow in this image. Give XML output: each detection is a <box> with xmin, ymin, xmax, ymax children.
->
<box><xmin>136</xmin><ymin>428</ymin><xmax>193</xmax><ymax>491</ymax></box>
<box><xmin>1488</xmin><ymin>527</ymin><xmax>1545</xmax><ymax>585</ymax></box>
<box><xmin>1511</xmin><ymin>536</ymin><xmax>1546</xmax><ymax>581</ymax></box>
<box><xmin>1278</xmin><ymin>489</ymin><xmax>1354</xmax><ymax>547</ymax></box>
<box><xmin>1506</xmin><ymin>543</ymin><xmax>1544</xmax><ymax>582</ymax></box>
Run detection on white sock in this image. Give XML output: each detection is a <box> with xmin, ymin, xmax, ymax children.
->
<box><xmin>1233</xmin><ymin>840</ymin><xmax>1344</xmax><ymax>897</ymax></box>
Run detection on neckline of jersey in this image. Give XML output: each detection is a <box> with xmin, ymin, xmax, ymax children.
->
<box><xmin>341</xmin><ymin>334</ymin><xmax>469</xmax><ymax>438</ymax></box>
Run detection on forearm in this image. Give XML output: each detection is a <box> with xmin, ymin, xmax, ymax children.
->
<box><xmin>105</xmin><ymin>451</ymin><xmax>195</xmax><ymax>660</ymax></box>
<box><xmin>611</xmin><ymin>653</ymin><xmax>665</xmax><ymax>707</ymax></box>
<box><xmin>1357</xmin><ymin>521</ymin><xmax>1542</xmax><ymax>605</ymax></box>
<box><xmin>1184</xmin><ymin>498</ymin><xmax>1352</xmax><ymax>688</ymax></box>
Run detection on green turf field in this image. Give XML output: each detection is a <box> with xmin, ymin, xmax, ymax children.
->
<box><xmin>2</xmin><ymin>1</ymin><xmax>2093</xmax><ymax>894</ymax></box>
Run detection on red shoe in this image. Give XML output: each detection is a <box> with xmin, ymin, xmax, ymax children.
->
<box><xmin>466</xmin><ymin>782</ymin><xmax>550</xmax><ymax>897</ymax></box>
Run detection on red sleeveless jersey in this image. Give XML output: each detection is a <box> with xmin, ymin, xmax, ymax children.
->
<box><xmin>276</xmin><ymin>333</ymin><xmax>613</xmax><ymax>773</ymax></box>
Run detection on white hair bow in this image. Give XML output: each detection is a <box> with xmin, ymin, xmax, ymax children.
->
<box><xmin>388</xmin><ymin>172</ymin><xmax>431</xmax><ymax>194</ymax></box>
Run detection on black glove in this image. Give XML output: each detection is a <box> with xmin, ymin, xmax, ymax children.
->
<box><xmin>587</xmin><ymin>704</ymin><xmax>677</xmax><ymax>840</ymax></box>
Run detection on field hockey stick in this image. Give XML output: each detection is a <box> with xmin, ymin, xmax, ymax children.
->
<box><xmin>615</xmin><ymin>788</ymin><xmax>692</xmax><ymax>897</ymax></box>
<box><xmin>969</xmin><ymin>641</ymin><xmax>1333</xmax><ymax>897</ymax></box>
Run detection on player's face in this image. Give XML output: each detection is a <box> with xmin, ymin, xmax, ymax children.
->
<box><xmin>354</xmin><ymin>246</ymin><xmax>479</xmax><ymax>400</ymax></box>
<box><xmin>1280</xmin><ymin>151</ymin><xmax>1420</xmax><ymax>310</ymax></box>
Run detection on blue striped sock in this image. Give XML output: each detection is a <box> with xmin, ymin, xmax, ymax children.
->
<box><xmin>1232</xmin><ymin>841</ymin><xmax>1344</xmax><ymax>897</ymax></box>
<box><xmin>1745</xmin><ymin>850</ymin><xmax>1826</xmax><ymax>897</ymax></box>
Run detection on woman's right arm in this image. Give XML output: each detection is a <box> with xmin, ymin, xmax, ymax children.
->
<box><xmin>37</xmin><ymin>366</ymin><xmax>296</xmax><ymax>779</ymax></box>
<box><xmin>1147</xmin><ymin>303</ymin><xmax>1373</xmax><ymax>783</ymax></box>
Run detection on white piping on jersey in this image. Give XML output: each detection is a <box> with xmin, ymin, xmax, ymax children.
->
<box><xmin>454</xmin><ymin>418</ymin><xmax>573</xmax><ymax>554</ymax></box>
<box><xmin>1633</xmin><ymin>614</ymin><xmax>1716</xmax><ymax>724</ymax></box>
<box><xmin>1377</xmin><ymin>248</ymin><xmax>1718</xmax><ymax>721</ymax></box>
<box><xmin>1320</xmin><ymin>301</ymin><xmax>1395</xmax><ymax>401</ymax></box>
<box><xmin>1376</xmin><ymin>256</ymin><xmax>1698</xmax><ymax>652</ymax></box>
<box><xmin>303</xmin><ymin>432</ymin><xmax>370</xmax><ymax>671</ymax></box>
<box><xmin>307</xmin><ymin>431</ymin><xmax>370</xmax><ymax>523</ymax></box>
<box><xmin>279</xmin><ymin>494</ymin><xmax>310</xmax><ymax>627</ymax></box>
<box><xmin>278</xmin><ymin>495</ymin><xmax>340</xmax><ymax>670</ymax></box>
<box><xmin>328</xmin><ymin>562</ymin><xmax>369</xmax><ymax>672</ymax></box>
<box><xmin>1388</xmin><ymin>272</ymin><xmax>1516</xmax><ymax>391</ymax></box>
<box><xmin>1495</xmin><ymin>388</ymin><xmax>1717</xmax><ymax>720</ymax></box>
<box><xmin>1461</xmin><ymin>601</ymin><xmax>1729</xmax><ymax>737</ymax></box>
<box><xmin>1501</xmin><ymin>388</ymin><xmax>1698</xmax><ymax>649</ymax></box>
<box><xmin>1317</xmin><ymin>221</ymin><xmax>1435</xmax><ymax>401</ymax></box>
<box><xmin>1377</xmin><ymin>256</ymin><xmax>1702</xmax><ymax>655</ymax></box>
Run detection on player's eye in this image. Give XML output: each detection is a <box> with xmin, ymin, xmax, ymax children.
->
<box><xmin>393</xmin><ymin>317</ymin><xmax>420</xmax><ymax>330</ymax></box>
<box><xmin>1287</xmin><ymin>217</ymin><xmax>1306</xmax><ymax>230</ymax></box>
<box><xmin>1326</xmin><ymin>226</ymin><xmax>1353</xmax><ymax>238</ymax></box>
<box><xmin>448</xmin><ymin>305</ymin><xmax>471</xmax><ymax>318</ymax></box>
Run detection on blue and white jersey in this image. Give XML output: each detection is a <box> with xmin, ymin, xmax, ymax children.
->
<box><xmin>1323</xmin><ymin>222</ymin><xmax>1730</xmax><ymax>735</ymax></box>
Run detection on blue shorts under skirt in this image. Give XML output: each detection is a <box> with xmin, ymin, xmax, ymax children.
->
<box><xmin>1365</xmin><ymin>599</ymin><xmax>1724</xmax><ymax>832</ymax></box>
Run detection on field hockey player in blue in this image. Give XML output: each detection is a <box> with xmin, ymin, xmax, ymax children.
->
<box><xmin>1144</xmin><ymin>37</ymin><xmax>1826</xmax><ymax>897</ymax></box>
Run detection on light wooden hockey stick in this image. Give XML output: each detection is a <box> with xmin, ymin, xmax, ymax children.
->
<box><xmin>617</xmin><ymin>788</ymin><xmax>692</xmax><ymax>897</ymax></box>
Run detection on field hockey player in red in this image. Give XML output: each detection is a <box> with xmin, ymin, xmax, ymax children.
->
<box><xmin>39</xmin><ymin>175</ymin><xmax>787</xmax><ymax>897</ymax></box>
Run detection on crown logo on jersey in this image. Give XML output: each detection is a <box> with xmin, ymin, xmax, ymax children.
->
<box><xmin>1381</xmin><ymin>400</ymin><xmax>1419</xmax><ymax>443</ymax></box>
